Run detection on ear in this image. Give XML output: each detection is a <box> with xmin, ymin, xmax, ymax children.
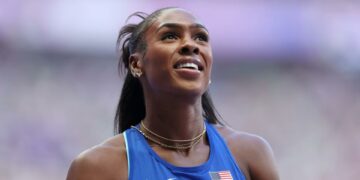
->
<box><xmin>129</xmin><ymin>53</ymin><xmax>143</xmax><ymax>77</ymax></box>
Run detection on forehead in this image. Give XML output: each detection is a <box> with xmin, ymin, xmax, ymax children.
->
<box><xmin>149</xmin><ymin>9</ymin><xmax>204</xmax><ymax>30</ymax></box>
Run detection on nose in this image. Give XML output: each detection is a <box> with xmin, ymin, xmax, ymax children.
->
<box><xmin>179</xmin><ymin>38</ymin><xmax>199</xmax><ymax>55</ymax></box>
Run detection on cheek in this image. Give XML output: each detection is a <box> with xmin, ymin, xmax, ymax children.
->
<box><xmin>144</xmin><ymin>43</ymin><xmax>179</xmax><ymax>71</ymax></box>
<box><xmin>142</xmin><ymin>47</ymin><xmax>174</xmax><ymax>81</ymax></box>
<box><xmin>144</xmin><ymin>47</ymin><xmax>167</xmax><ymax>68</ymax></box>
<box><xmin>204</xmin><ymin>48</ymin><xmax>213</xmax><ymax>74</ymax></box>
<box><xmin>145</xmin><ymin>44</ymin><xmax>174</xmax><ymax>63</ymax></box>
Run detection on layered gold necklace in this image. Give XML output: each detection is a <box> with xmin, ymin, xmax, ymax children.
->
<box><xmin>131</xmin><ymin>121</ymin><xmax>206</xmax><ymax>150</ymax></box>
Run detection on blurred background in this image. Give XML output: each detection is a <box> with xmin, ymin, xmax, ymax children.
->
<box><xmin>1</xmin><ymin>1</ymin><xmax>359</xmax><ymax>179</ymax></box>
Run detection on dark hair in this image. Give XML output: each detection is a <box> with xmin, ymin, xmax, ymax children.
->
<box><xmin>114</xmin><ymin>7</ymin><xmax>223</xmax><ymax>134</ymax></box>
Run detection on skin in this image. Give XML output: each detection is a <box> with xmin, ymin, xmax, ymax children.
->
<box><xmin>67</xmin><ymin>8</ymin><xmax>279</xmax><ymax>180</ymax></box>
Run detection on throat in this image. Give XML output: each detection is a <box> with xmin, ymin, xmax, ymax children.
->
<box><xmin>141</xmin><ymin>92</ymin><xmax>205</xmax><ymax>144</ymax></box>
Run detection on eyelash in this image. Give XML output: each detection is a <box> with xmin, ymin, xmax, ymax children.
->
<box><xmin>161</xmin><ymin>32</ymin><xmax>209</xmax><ymax>42</ymax></box>
<box><xmin>161</xmin><ymin>32</ymin><xmax>179</xmax><ymax>40</ymax></box>
<box><xmin>194</xmin><ymin>33</ymin><xmax>209</xmax><ymax>42</ymax></box>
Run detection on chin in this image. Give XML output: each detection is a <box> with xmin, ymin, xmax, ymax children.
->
<box><xmin>172</xmin><ymin>82</ymin><xmax>207</xmax><ymax>97</ymax></box>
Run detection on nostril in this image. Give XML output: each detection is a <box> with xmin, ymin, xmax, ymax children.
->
<box><xmin>180</xmin><ymin>47</ymin><xmax>190</xmax><ymax>54</ymax></box>
<box><xmin>193</xmin><ymin>47</ymin><xmax>199</xmax><ymax>54</ymax></box>
<box><xmin>180</xmin><ymin>45</ymin><xmax>199</xmax><ymax>55</ymax></box>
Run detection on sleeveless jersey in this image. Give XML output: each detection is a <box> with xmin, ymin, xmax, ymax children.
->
<box><xmin>123</xmin><ymin>121</ymin><xmax>246</xmax><ymax>180</ymax></box>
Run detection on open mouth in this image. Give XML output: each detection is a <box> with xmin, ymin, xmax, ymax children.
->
<box><xmin>173</xmin><ymin>60</ymin><xmax>204</xmax><ymax>71</ymax></box>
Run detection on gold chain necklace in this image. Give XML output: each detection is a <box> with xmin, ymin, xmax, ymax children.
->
<box><xmin>131</xmin><ymin>121</ymin><xmax>206</xmax><ymax>150</ymax></box>
<box><xmin>140</xmin><ymin>121</ymin><xmax>206</xmax><ymax>142</ymax></box>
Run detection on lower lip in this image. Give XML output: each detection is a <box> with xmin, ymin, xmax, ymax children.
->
<box><xmin>174</xmin><ymin>68</ymin><xmax>201</xmax><ymax>79</ymax></box>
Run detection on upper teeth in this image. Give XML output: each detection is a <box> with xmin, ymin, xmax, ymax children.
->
<box><xmin>177</xmin><ymin>63</ymin><xmax>199</xmax><ymax>70</ymax></box>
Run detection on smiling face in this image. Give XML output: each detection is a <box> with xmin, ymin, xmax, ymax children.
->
<box><xmin>132</xmin><ymin>8</ymin><xmax>213</xmax><ymax>97</ymax></box>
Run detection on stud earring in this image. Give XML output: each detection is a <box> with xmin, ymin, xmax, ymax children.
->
<box><xmin>134</xmin><ymin>71</ymin><xmax>142</xmax><ymax>78</ymax></box>
<box><xmin>131</xmin><ymin>69</ymin><xmax>142</xmax><ymax>78</ymax></box>
<box><xmin>208</xmin><ymin>80</ymin><xmax>212</xmax><ymax>85</ymax></box>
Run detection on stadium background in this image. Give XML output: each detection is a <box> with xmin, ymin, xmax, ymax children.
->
<box><xmin>1</xmin><ymin>1</ymin><xmax>359</xmax><ymax>179</ymax></box>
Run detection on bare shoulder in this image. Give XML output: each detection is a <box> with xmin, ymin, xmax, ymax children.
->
<box><xmin>66</xmin><ymin>134</ymin><xmax>128</xmax><ymax>180</ymax></box>
<box><xmin>214</xmin><ymin>124</ymin><xmax>279</xmax><ymax>180</ymax></box>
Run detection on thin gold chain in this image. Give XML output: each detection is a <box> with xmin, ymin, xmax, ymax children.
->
<box><xmin>140</xmin><ymin>121</ymin><xmax>206</xmax><ymax>142</ymax></box>
<box><xmin>131</xmin><ymin>126</ymin><xmax>205</xmax><ymax>150</ymax></box>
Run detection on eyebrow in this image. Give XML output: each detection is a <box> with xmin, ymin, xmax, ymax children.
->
<box><xmin>156</xmin><ymin>23</ymin><xmax>209</xmax><ymax>33</ymax></box>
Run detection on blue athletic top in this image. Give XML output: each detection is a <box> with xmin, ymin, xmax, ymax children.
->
<box><xmin>123</xmin><ymin>121</ymin><xmax>246</xmax><ymax>180</ymax></box>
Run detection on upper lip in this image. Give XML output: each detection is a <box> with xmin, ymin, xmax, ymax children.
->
<box><xmin>173</xmin><ymin>57</ymin><xmax>204</xmax><ymax>71</ymax></box>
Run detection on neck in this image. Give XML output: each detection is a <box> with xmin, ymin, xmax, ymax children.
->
<box><xmin>143</xmin><ymin>92</ymin><xmax>205</xmax><ymax>141</ymax></box>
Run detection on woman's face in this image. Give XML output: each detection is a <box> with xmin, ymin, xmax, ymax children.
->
<box><xmin>136</xmin><ymin>9</ymin><xmax>212</xmax><ymax>97</ymax></box>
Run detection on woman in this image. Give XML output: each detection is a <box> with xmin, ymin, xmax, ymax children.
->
<box><xmin>67</xmin><ymin>7</ymin><xmax>279</xmax><ymax>180</ymax></box>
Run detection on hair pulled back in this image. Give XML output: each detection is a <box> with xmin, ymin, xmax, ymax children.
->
<box><xmin>114</xmin><ymin>7</ymin><xmax>222</xmax><ymax>134</ymax></box>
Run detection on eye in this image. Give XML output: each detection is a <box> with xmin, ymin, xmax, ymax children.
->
<box><xmin>161</xmin><ymin>32</ymin><xmax>178</xmax><ymax>41</ymax></box>
<box><xmin>194</xmin><ymin>33</ymin><xmax>209</xmax><ymax>42</ymax></box>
